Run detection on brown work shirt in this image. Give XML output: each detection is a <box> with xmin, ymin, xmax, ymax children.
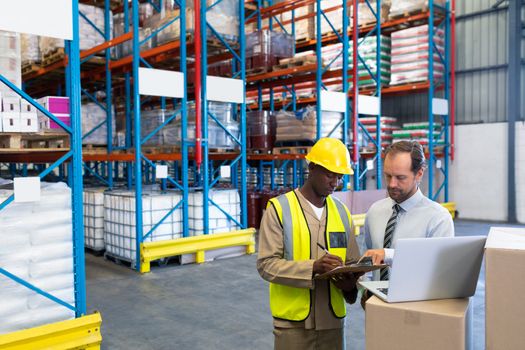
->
<box><xmin>257</xmin><ymin>189</ymin><xmax>361</xmax><ymax>330</ymax></box>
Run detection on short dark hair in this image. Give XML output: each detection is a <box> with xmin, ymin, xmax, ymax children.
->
<box><xmin>385</xmin><ymin>141</ymin><xmax>426</xmax><ymax>173</ymax></box>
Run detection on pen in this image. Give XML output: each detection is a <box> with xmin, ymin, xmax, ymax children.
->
<box><xmin>317</xmin><ymin>242</ymin><xmax>330</xmax><ymax>254</ymax></box>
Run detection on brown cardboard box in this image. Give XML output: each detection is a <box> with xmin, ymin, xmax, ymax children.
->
<box><xmin>366</xmin><ymin>296</ymin><xmax>472</xmax><ymax>350</ymax></box>
<box><xmin>485</xmin><ymin>227</ymin><xmax>525</xmax><ymax>350</ymax></box>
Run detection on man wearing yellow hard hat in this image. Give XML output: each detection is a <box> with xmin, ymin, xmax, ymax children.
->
<box><xmin>257</xmin><ymin>138</ymin><xmax>362</xmax><ymax>350</ymax></box>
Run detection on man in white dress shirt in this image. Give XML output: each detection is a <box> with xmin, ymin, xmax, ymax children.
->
<box><xmin>360</xmin><ymin>140</ymin><xmax>454</xmax><ymax>306</ymax></box>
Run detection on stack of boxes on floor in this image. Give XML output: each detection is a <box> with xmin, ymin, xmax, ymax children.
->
<box><xmin>393</xmin><ymin>121</ymin><xmax>444</xmax><ymax>147</ymax></box>
<box><xmin>0</xmin><ymin>181</ymin><xmax>75</xmax><ymax>334</ymax></box>
<box><xmin>390</xmin><ymin>24</ymin><xmax>445</xmax><ymax>85</ymax></box>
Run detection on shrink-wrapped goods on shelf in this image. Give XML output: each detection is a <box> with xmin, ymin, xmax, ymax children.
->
<box><xmin>113</xmin><ymin>11</ymin><xmax>153</xmax><ymax>59</ymax></box>
<box><xmin>188</xmin><ymin>0</ymin><xmax>240</xmax><ymax>43</ymax></box>
<box><xmin>322</xmin><ymin>35</ymin><xmax>391</xmax><ymax>87</ymax></box>
<box><xmin>278</xmin><ymin>4</ymin><xmax>315</xmax><ymax>41</ymax></box>
<box><xmin>84</xmin><ymin>187</ymin><xmax>106</xmax><ymax>252</ymax></box>
<box><xmin>275</xmin><ymin>106</ymin><xmax>343</xmax><ymax>143</ymax></box>
<box><xmin>140</xmin><ymin>108</ymin><xmax>178</xmax><ymax>146</ymax></box>
<box><xmin>390</xmin><ymin>24</ymin><xmax>445</xmax><ymax>85</ymax></box>
<box><xmin>40</xmin><ymin>4</ymin><xmax>112</xmax><ymax>56</ymax></box>
<box><xmin>247</xmin><ymin>110</ymin><xmax>276</xmax><ymax>150</ymax></box>
<box><xmin>246</xmin><ymin>30</ymin><xmax>294</xmax><ymax>72</ymax></box>
<box><xmin>354</xmin><ymin>116</ymin><xmax>400</xmax><ymax>151</ymax></box>
<box><xmin>21</xmin><ymin>34</ymin><xmax>40</xmax><ymax>65</ymax></box>
<box><xmin>0</xmin><ymin>181</ymin><xmax>75</xmax><ymax>334</ymax></box>
<box><xmin>392</xmin><ymin>121</ymin><xmax>445</xmax><ymax>146</ymax></box>
<box><xmin>104</xmin><ymin>190</ymin><xmax>183</xmax><ymax>264</ymax></box>
<box><xmin>81</xmin><ymin>102</ymin><xmax>116</xmax><ymax>145</ymax></box>
<box><xmin>188</xmin><ymin>189</ymin><xmax>241</xmax><ymax>236</ymax></box>
<box><xmin>389</xmin><ymin>0</ymin><xmax>445</xmax><ymax>18</ymax></box>
<box><xmin>0</xmin><ymin>31</ymin><xmax>21</xmax><ymax>99</ymax></box>
<box><xmin>174</xmin><ymin>102</ymin><xmax>239</xmax><ymax>150</ymax></box>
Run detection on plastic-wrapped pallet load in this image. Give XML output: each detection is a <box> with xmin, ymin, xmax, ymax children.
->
<box><xmin>392</xmin><ymin>121</ymin><xmax>444</xmax><ymax>146</ymax></box>
<box><xmin>175</xmin><ymin>102</ymin><xmax>239</xmax><ymax>150</ymax></box>
<box><xmin>104</xmin><ymin>190</ymin><xmax>183</xmax><ymax>264</ymax></box>
<box><xmin>21</xmin><ymin>34</ymin><xmax>40</xmax><ymax>66</ymax></box>
<box><xmin>389</xmin><ymin>0</ymin><xmax>445</xmax><ymax>19</ymax></box>
<box><xmin>0</xmin><ymin>31</ymin><xmax>21</xmax><ymax>97</ymax></box>
<box><xmin>390</xmin><ymin>24</ymin><xmax>445</xmax><ymax>85</ymax></box>
<box><xmin>140</xmin><ymin>108</ymin><xmax>178</xmax><ymax>147</ymax></box>
<box><xmin>356</xmin><ymin>116</ymin><xmax>399</xmax><ymax>151</ymax></box>
<box><xmin>40</xmin><ymin>4</ymin><xmax>112</xmax><ymax>56</ymax></box>
<box><xmin>81</xmin><ymin>102</ymin><xmax>116</xmax><ymax>145</ymax></box>
<box><xmin>114</xmin><ymin>9</ymin><xmax>153</xmax><ymax>59</ymax></box>
<box><xmin>0</xmin><ymin>181</ymin><xmax>75</xmax><ymax>334</ymax></box>
<box><xmin>84</xmin><ymin>188</ymin><xmax>105</xmax><ymax>252</ymax></box>
<box><xmin>189</xmin><ymin>0</ymin><xmax>240</xmax><ymax>43</ymax></box>
<box><xmin>188</xmin><ymin>189</ymin><xmax>241</xmax><ymax>236</ymax></box>
<box><xmin>275</xmin><ymin>106</ymin><xmax>343</xmax><ymax>143</ymax></box>
<box><xmin>246</xmin><ymin>30</ymin><xmax>294</xmax><ymax>72</ymax></box>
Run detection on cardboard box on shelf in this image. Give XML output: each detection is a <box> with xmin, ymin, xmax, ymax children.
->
<box><xmin>1</xmin><ymin>112</ymin><xmax>21</xmax><ymax>132</ymax></box>
<box><xmin>485</xmin><ymin>227</ymin><xmax>525</xmax><ymax>350</ymax></box>
<box><xmin>366</xmin><ymin>296</ymin><xmax>472</xmax><ymax>350</ymax></box>
<box><xmin>19</xmin><ymin>112</ymin><xmax>38</xmax><ymax>132</ymax></box>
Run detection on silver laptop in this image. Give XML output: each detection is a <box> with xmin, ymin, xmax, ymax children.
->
<box><xmin>358</xmin><ymin>236</ymin><xmax>486</xmax><ymax>303</ymax></box>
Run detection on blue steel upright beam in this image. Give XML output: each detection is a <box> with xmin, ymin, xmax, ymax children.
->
<box><xmin>374</xmin><ymin>0</ymin><xmax>382</xmax><ymax>189</ymax></box>
<box><xmin>240</xmin><ymin>0</ymin><xmax>247</xmax><ymax>227</ymax></box>
<box><xmin>105</xmin><ymin>0</ymin><xmax>114</xmax><ymax>188</ymax></box>
<box><xmin>315</xmin><ymin>0</ymin><xmax>322</xmax><ymax>140</ymax></box>
<box><xmin>427</xmin><ymin>0</ymin><xmax>435</xmax><ymax>199</ymax></box>
<box><xmin>132</xmin><ymin>0</ymin><xmax>143</xmax><ymax>270</ymax></box>
<box><xmin>342</xmin><ymin>0</ymin><xmax>349</xmax><ymax>190</ymax></box>
<box><xmin>70</xmin><ymin>0</ymin><xmax>87</xmax><ymax>316</ymax></box>
<box><xmin>201</xmin><ymin>0</ymin><xmax>210</xmax><ymax>235</ymax></box>
<box><xmin>180</xmin><ymin>0</ymin><xmax>189</xmax><ymax>238</ymax></box>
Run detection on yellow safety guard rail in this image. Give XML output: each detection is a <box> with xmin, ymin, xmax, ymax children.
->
<box><xmin>0</xmin><ymin>312</ymin><xmax>102</xmax><ymax>350</ymax></box>
<box><xmin>140</xmin><ymin>228</ymin><xmax>257</xmax><ymax>273</ymax></box>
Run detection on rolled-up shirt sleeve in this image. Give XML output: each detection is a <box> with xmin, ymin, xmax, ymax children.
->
<box><xmin>257</xmin><ymin>204</ymin><xmax>314</xmax><ymax>289</ymax></box>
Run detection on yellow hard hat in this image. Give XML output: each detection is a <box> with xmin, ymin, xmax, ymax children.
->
<box><xmin>305</xmin><ymin>138</ymin><xmax>353</xmax><ymax>175</ymax></box>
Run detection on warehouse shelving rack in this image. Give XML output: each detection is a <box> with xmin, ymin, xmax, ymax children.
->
<box><xmin>21</xmin><ymin>0</ymin><xmax>254</xmax><ymax>272</ymax></box>
<box><xmin>244</xmin><ymin>0</ymin><xmax>454</xmax><ymax>202</ymax></box>
<box><xmin>0</xmin><ymin>2</ymin><xmax>102</xmax><ymax>347</ymax></box>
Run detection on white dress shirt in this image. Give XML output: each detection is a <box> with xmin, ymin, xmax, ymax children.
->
<box><xmin>363</xmin><ymin>188</ymin><xmax>454</xmax><ymax>280</ymax></box>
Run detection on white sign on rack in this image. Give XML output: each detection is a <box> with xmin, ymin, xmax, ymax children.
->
<box><xmin>0</xmin><ymin>0</ymin><xmax>72</xmax><ymax>40</ymax></box>
<box><xmin>320</xmin><ymin>91</ymin><xmax>347</xmax><ymax>113</ymax></box>
<box><xmin>139</xmin><ymin>68</ymin><xmax>185</xmax><ymax>98</ymax></box>
<box><xmin>156</xmin><ymin>165</ymin><xmax>168</xmax><ymax>179</ymax></box>
<box><xmin>358</xmin><ymin>95</ymin><xmax>380</xmax><ymax>115</ymax></box>
<box><xmin>207</xmin><ymin>76</ymin><xmax>244</xmax><ymax>104</ymax></box>
<box><xmin>432</xmin><ymin>98</ymin><xmax>449</xmax><ymax>115</ymax></box>
<box><xmin>14</xmin><ymin>177</ymin><xmax>41</xmax><ymax>203</ymax></box>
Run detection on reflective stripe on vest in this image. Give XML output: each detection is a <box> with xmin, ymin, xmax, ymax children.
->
<box><xmin>268</xmin><ymin>191</ymin><xmax>353</xmax><ymax>321</ymax></box>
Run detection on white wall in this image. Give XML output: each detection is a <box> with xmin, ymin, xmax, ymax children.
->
<box><xmin>362</xmin><ymin>122</ymin><xmax>525</xmax><ymax>223</ymax></box>
<box><xmin>449</xmin><ymin>122</ymin><xmax>525</xmax><ymax>223</ymax></box>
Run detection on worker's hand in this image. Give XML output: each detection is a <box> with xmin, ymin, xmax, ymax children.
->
<box><xmin>313</xmin><ymin>254</ymin><xmax>343</xmax><ymax>275</ymax></box>
<box><xmin>331</xmin><ymin>272</ymin><xmax>363</xmax><ymax>292</ymax></box>
<box><xmin>360</xmin><ymin>289</ymin><xmax>371</xmax><ymax>310</ymax></box>
<box><xmin>362</xmin><ymin>249</ymin><xmax>386</xmax><ymax>265</ymax></box>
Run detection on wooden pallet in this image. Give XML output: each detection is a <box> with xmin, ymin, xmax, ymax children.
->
<box><xmin>0</xmin><ymin>132</ymin><xmax>70</xmax><ymax>150</ymax></box>
<box><xmin>273</xmin><ymin>146</ymin><xmax>312</xmax><ymax>155</ymax></box>
<box><xmin>42</xmin><ymin>48</ymin><xmax>65</xmax><ymax>67</ymax></box>
<box><xmin>272</xmin><ymin>58</ymin><xmax>317</xmax><ymax>72</ymax></box>
<box><xmin>246</xmin><ymin>67</ymin><xmax>269</xmax><ymax>76</ymax></box>
<box><xmin>22</xmin><ymin>61</ymin><xmax>41</xmax><ymax>76</ymax></box>
<box><xmin>248</xmin><ymin>148</ymin><xmax>273</xmax><ymax>155</ymax></box>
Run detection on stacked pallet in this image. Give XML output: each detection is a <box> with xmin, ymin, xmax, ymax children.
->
<box><xmin>188</xmin><ymin>189</ymin><xmax>241</xmax><ymax>236</ymax></box>
<box><xmin>0</xmin><ymin>182</ymin><xmax>75</xmax><ymax>334</ymax></box>
<box><xmin>392</xmin><ymin>121</ymin><xmax>445</xmax><ymax>146</ymax></box>
<box><xmin>390</xmin><ymin>24</ymin><xmax>445</xmax><ymax>85</ymax></box>
<box><xmin>322</xmin><ymin>35</ymin><xmax>391</xmax><ymax>88</ymax></box>
<box><xmin>103</xmin><ymin>189</ymin><xmax>184</xmax><ymax>265</ymax></box>
<box><xmin>358</xmin><ymin>116</ymin><xmax>399</xmax><ymax>151</ymax></box>
<box><xmin>275</xmin><ymin>106</ymin><xmax>343</xmax><ymax>143</ymax></box>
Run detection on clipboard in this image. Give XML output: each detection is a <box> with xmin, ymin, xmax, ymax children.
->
<box><xmin>315</xmin><ymin>263</ymin><xmax>387</xmax><ymax>280</ymax></box>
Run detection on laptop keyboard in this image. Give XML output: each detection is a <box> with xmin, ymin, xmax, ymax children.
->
<box><xmin>378</xmin><ymin>288</ymin><xmax>389</xmax><ymax>295</ymax></box>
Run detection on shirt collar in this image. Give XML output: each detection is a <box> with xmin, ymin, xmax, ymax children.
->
<box><xmin>390</xmin><ymin>188</ymin><xmax>423</xmax><ymax>212</ymax></box>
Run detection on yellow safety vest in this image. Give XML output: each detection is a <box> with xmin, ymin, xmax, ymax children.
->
<box><xmin>268</xmin><ymin>191</ymin><xmax>353</xmax><ymax>321</ymax></box>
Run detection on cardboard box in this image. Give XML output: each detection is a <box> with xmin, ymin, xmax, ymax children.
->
<box><xmin>2</xmin><ymin>96</ymin><xmax>20</xmax><ymax>113</ymax></box>
<box><xmin>20</xmin><ymin>112</ymin><xmax>38</xmax><ymax>132</ymax></box>
<box><xmin>485</xmin><ymin>227</ymin><xmax>525</xmax><ymax>350</ymax></box>
<box><xmin>1</xmin><ymin>112</ymin><xmax>21</xmax><ymax>132</ymax></box>
<box><xmin>37</xmin><ymin>96</ymin><xmax>70</xmax><ymax>115</ymax></box>
<box><xmin>38</xmin><ymin>113</ymin><xmax>70</xmax><ymax>132</ymax></box>
<box><xmin>366</xmin><ymin>296</ymin><xmax>472</xmax><ymax>350</ymax></box>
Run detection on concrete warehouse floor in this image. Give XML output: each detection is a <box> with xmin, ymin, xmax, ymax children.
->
<box><xmin>86</xmin><ymin>220</ymin><xmax>524</xmax><ymax>350</ymax></box>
